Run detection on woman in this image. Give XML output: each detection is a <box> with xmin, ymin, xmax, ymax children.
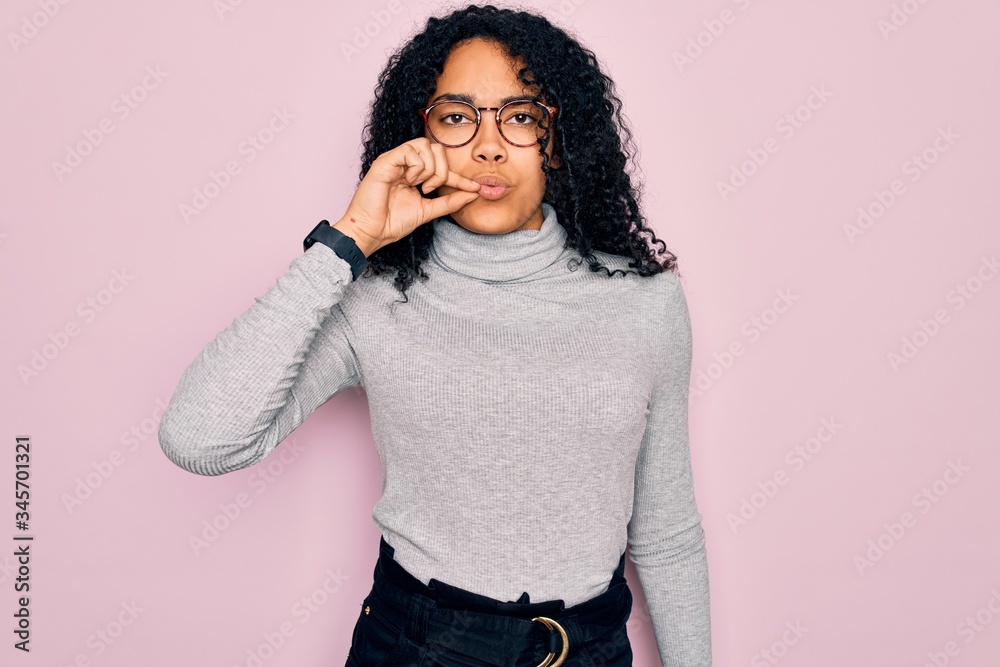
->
<box><xmin>158</xmin><ymin>4</ymin><xmax>711</xmax><ymax>666</ymax></box>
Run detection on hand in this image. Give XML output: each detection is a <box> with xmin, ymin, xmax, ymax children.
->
<box><xmin>333</xmin><ymin>138</ymin><xmax>482</xmax><ymax>256</ymax></box>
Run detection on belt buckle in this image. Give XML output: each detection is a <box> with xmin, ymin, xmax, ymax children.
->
<box><xmin>531</xmin><ymin>616</ymin><xmax>569</xmax><ymax>667</ymax></box>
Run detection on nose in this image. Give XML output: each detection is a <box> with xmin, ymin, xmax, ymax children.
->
<box><xmin>472</xmin><ymin>111</ymin><xmax>507</xmax><ymax>162</ymax></box>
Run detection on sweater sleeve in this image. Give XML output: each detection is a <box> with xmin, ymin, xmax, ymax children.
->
<box><xmin>158</xmin><ymin>243</ymin><xmax>363</xmax><ymax>476</ymax></box>
<box><xmin>626</xmin><ymin>276</ymin><xmax>712</xmax><ymax>666</ymax></box>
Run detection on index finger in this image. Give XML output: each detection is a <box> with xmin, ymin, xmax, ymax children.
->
<box><xmin>444</xmin><ymin>169</ymin><xmax>483</xmax><ymax>193</ymax></box>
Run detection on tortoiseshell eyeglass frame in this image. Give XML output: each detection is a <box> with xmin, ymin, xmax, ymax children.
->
<box><xmin>418</xmin><ymin>98</ymin><xmax>559</xmax><ymax>148</ymax></box>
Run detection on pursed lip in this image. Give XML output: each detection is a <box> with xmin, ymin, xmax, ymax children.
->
<box><xmin>473</xmin><ymin>175</ymin><xmax>512</xmax><ymax>188</ymax></box>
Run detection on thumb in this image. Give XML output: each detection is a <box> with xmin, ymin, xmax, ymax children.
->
<box><xmin>423</xmin><ymin>189</ymin><xmax>481</xmax><ymax>222</ymax></box>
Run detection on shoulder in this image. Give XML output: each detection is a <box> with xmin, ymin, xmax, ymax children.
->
<box><xmin>585</xmin><ymin>249</ymin><xmax>685</xmax><ymax>305</ymax></box>
<box><xmin>332</xmin><ymin>267</ymin><xmax>399</xmax><ymax>319</ymax></box>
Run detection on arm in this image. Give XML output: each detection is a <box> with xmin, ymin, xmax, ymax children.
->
<box><xmin>158</xmin><ymin>241</ymin><xmax>363</xmax><ymax>476</ymax></box>
<box><xmin>627</xmin><ymin>276</ymin><xmax>712</xmax><ymax>666</ymax></box>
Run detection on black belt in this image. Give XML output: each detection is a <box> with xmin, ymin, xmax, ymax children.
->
<box><xmin>372</xmin><ymin>535</ymin><xmax>631</xmax><ymax>666</ymax></box>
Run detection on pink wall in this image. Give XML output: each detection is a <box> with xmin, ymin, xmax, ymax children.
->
<box><xmin>2</xmin><ymin>0</ymin><xmax>998</xmax><ymax>665</ymax></box>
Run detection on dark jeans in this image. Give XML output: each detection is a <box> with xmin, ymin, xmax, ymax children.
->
<box><xmin>345</xmin><ymin>535</ymin><xmax>633</xmax><ymax>667</ymax></box>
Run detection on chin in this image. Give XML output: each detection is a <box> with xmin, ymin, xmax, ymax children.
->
<box><xmin>448</xmin><ymin>204</ymin><xmax>523</xmax><ymax>235</ymax></box>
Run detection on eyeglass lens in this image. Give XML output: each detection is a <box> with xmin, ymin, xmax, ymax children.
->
<box><xmin>426</xmin><ymin>101</ymin><xmax>552</xmax><ymax>147</ymax></box>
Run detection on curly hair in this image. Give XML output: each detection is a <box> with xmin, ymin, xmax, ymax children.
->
<box><xmin>356</xmin><ymin>3</ymin><xmax>678</xmax><ymax>300</ymax></box>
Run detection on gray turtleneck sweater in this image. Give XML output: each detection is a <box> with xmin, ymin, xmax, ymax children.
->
<box><xmin>158</xmin><ymin>202</ymin><xmax>711</xmax><ymax>666</ymax></box>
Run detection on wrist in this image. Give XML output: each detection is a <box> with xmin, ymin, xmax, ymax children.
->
<box><xmin>332</xmin><ymin>217</ymin><xmax>381</xmax><ymax>258</ymax></box>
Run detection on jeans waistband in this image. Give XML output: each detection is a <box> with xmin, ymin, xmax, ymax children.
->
<box><xmin>371</xmin><ymin>535</ymin><xmax>632</xmax><ymax>663</ymax></box>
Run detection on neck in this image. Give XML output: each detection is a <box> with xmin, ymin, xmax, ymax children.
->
<box><xmin>429</xmin><ymin>203</ymin><xmax>570</xmax><ymax>283</ymax></box>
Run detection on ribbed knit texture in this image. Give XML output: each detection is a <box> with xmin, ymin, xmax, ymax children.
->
<box><xmin>158</xmin><ymin>202</ymin><xmax>711</xmax><ymax>666</ymax></box>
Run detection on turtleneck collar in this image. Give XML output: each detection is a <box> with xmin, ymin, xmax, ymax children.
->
<box><xmin>428</xmin><ymin>202</ymin><xmax>569</xmax><ymax>283</ymax></box>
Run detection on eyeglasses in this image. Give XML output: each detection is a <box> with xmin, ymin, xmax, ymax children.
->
<box><xmin>419</xmin><ymin>98</ymin><xmax>558</xmax><ymax>148</ymax></box>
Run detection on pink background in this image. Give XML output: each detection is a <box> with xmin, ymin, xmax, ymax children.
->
<box><xmin>3</xmin><ymin>0</ymin><xmax>998</xmax><ymax>665</ymax></box>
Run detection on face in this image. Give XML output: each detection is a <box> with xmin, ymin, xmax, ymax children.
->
<box><xmin>423</xmin><ymin>37</ymin><xmax>561</xmax><ymax>234</ymax></box>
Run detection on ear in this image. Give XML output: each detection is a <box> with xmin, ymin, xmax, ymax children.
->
<box><xmin>550</xmin><ymin>152</ymin><xmax>562</xmax><ymax>169</ymax></box>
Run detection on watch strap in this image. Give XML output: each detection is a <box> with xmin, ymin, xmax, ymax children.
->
<box><xmin>303</xmin><ymin>220</ymin><xmax>369</xmax><ymax>282</ymax></box>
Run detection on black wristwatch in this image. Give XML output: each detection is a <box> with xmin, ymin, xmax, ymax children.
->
<box><xmin>303</xmin><ymin>220</ymin><xmax>369</xmax><ymax>282</ymax></box>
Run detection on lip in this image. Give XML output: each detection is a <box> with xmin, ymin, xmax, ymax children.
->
<box><xmin>473</xmin><ymin>175</ymin><xmax>512</xmax><ymax>187</ymax></box>
<box><xmin>473</xmin><ymin>174</ymin><xmax>512</xmax><ymax>201</ymax></box>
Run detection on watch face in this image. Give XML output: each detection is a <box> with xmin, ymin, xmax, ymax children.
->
<box><xmin>303</xmin><ymin>221</ymin><xmax>329</xmax><ymax>250</ymax></box>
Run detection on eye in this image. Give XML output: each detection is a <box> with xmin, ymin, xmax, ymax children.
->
<box><xmin>433</xmin><ymin>106</ymin><xmax>476</xmax><ymax>125</ymax></box>
<box><xmin>500</xmin><ymin>102</ymin><xmax>545</xmax><ymax>126</ymax></box>
<box><xmin>507</xmin><ymin>113</ymin><xmax>536</xmax><ymax>126</ymax></box>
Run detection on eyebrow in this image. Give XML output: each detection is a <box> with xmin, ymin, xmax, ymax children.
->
<box><xmin>430</xmin><ymin>93</ymin><xmax>535</xmax><ymax>106</ymax></box>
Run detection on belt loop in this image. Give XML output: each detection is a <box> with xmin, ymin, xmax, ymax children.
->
<box><xmin>405</xmin><ymin>592</ymin><xmax>434</xmax><ymax>645</ymax></box>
